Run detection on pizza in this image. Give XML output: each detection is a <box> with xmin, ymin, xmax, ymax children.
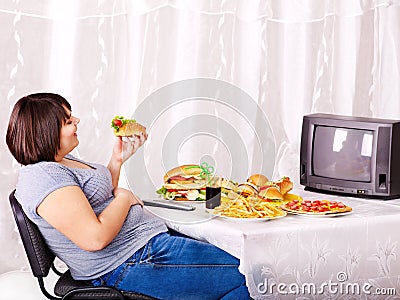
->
<box><xmin>281</xmin><ymin>199</ymin><xmax>352</xmax><ymax>215</ymax></box>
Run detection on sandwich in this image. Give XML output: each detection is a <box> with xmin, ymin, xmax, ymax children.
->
<box><xmin>111</xmin><ymin>116</ymin><xmax>146</xmax><ymax>136</ymax></box>
<box><xmin>274</xmin><ymin>176</ymin><xmax>293</xmax><ymax>195</ymax></box>
<box><xmin>219</xmin><ymin>178</ymin><xmax>240</xmax><ymax>201</ymax></box>
<box><xmin>257</xmin><ymin>176</ymin><xmax>293</xmax><ymax>202</ymax></box>
<box><xmin>237</xmin><ymin>182</ymin><xmax>259</xmax><ymax>198</ymax></box>
<box><xmin>258</xmin><ymin>184</ymin><xmax>284</xmax><ymax>201</ymax></box>
<box><xmin>156</xmin><ymin>164</ymin><xmax>207</xmax><ymax>201</ymax></box>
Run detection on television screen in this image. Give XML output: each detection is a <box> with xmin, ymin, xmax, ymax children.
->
<box><xmin>312</xmin><ymin>126</ymin><xmax>373</xmax><ymax>182</ymax></box>
<box><xmin>301</xmin><ymin>113</ymin><xmax>400</xmax><ymax>199</ymax></box>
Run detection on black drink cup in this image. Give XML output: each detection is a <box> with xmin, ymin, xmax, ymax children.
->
<box><xmin>206</xmin><ymin>186</ymin><xmax>221</xmax><ymax>209</ymax></box>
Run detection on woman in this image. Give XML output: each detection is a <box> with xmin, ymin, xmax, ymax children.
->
<box><xmin>6</xmin><ymin>93</ymin><xmax>250</xmax><ymax>300</ymax></box>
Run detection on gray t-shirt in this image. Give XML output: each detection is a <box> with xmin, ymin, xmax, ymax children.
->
<box><xmin>15</xmin><ymin>154</ymin><xmax>167</xmax><ymax>280</ymax></box>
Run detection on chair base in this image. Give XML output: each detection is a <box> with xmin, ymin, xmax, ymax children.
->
<box><xmin>55</xmin><ymin>270</ymin><xmax>157</xmax><ymax>300</ymax></box>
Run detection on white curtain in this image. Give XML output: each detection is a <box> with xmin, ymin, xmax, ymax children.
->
<box><xmin>1</xmin><ymin>0</ymin><xmax>400</xmax><ymax>275</ymax></box>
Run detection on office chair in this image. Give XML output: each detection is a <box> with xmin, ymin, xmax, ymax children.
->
<box><xmin>9</xmin><ymin>190</ymin><xmax>157</xmax><ymax>300</ymax></box>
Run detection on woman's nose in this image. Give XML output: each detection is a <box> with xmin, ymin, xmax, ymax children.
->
<box><xmin>74</xmin><ymin>117</ymin><xmax>80</xmax><ymax>124</ymax></box>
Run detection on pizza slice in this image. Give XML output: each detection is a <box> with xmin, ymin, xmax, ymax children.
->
<box><xmin>281</xmin><ymin>199</ymin><xmax>352</xmax><ymax>215</ymax></box>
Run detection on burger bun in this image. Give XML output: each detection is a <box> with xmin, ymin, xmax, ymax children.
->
<box><xmin>247</xmin><ymin>174</ymin><xmax>269</xmax><ymax>187</ymax></box>
<box><xmin>258</xmin><ymin>185</ymin><xmax>283</xmax><ymax>200</ymax></box>
<box><xmin>115</xmin><ymin>122</ymin><xmax>146</xmax><ymax>137</ymax></box>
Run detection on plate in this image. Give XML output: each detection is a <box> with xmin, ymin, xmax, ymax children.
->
<box><xmin>171</xmin><ymin>199</ymin><xmax>205</xmax><ymax>203</ymax></box>
<box><xmin>281</xmin><ymin>206</ymin><xmax>352</xmax><ymax>217</ymax></box>
<box><xmin>206</xmin><ymin>209</ymin><xmax>287</xmax><ymax>222</ymax></box>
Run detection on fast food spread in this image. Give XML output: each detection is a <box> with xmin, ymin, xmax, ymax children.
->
<box><xmin>111</xmin><ymin>116</ymin><xmax>146</xmax><ymax>136</ymax></box>
<box><xmin>155</xmin><ymin>164</ymin><xmax>353</xmax><ymax>220</ymax></box>
<box><xmin>281</xmin><ymin>199</ymin><xmax>352</xmax><ymax>216</ymax></box>
<box><xmin>208</xmin><ymin>173</ymin><xmax>296</xmax><ymax>220</ymax></box>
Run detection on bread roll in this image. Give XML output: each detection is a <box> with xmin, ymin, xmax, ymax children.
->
<box><xmin>275</xmin><ymin>177</ymin><xmax>293</xmax><ymax>195</ymax></box>
<box><xmin>259</xmin><ymin>185</ymin><xmax>283</xmax><ymax>200</ymax></box>
<box><xmin>247</xmin><ymin>174</ymin><xmax>269</xmax><ymax>187</ymax></box>
<box><xmin>115</xmin><ymin>122</ymin><xmax>146</xmax><ymax>137</ymax></box>
<box><xmin>237</xmin><ymin>182</ymin><xmax>259</xmax><ymax>197</ymax></box>
<box><xmin>163</xmin><ymin>182</ymin><xmax>205</xmax><ymax>190</ymax></box>
<box><xmin>163</xmin><ymin>164</ymin><xmax>203</xmax><ymax>183</ymax></box>
<box><xmin>111</xmin><ymin>116</ymin><xmax>146</xmax><ymax>137</ymax></box>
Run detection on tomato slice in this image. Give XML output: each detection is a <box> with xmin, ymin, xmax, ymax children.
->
<box><xmin>113</xmin><ymin>119</ymin><xmax>123</xmax><ymax>127</ymax></box>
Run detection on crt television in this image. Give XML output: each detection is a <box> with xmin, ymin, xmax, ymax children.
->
<box><xmin>300</xmin><ymin>113</ymin><xmax>400</xmax><ymax>199</ymax></box>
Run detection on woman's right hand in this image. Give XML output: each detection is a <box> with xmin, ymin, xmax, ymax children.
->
<box><xmin>113</xmin><ymin>187</ymin><xmax>144</xmax><ymax>207</ymax></box>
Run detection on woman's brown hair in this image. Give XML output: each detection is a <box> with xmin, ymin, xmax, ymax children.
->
<box><xmin>6</xmin><ymin>93</ymin><xmax>71</xmax><ymax>165</ymax></box>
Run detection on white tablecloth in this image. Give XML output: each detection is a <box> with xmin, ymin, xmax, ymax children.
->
<box><xmin>144</xmin><ymin>191</ymin><xmax>400</xmax><ymax>299</ymax></box>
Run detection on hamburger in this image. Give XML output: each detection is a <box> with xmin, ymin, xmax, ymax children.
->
<box><xmin>246</xmin><ymin>173</ymin><xmax>283</xmax><ymax>201</ymax></box>
<box><xmin>237</xmin><ymin>182</ymin><xmax>259</xmax><ymax>198</ymax></box>
<box><xmin>274</xmin><ymin>176</ymin><xmax>293</xmax><ymax>195</ymax></box>
<box><xmin>111</xmin><ymin>116</ymin><xmax>146</xmax><ymax>136</ymax></box>
<box><xmin>156</xmin><ymin>164</ymin><xmax>207</xmax><ymax>201</ymax></box>
<box><xmin>257</xmin><ymin>176</ymin><xmax>293</xmax><ymax>201</ymax></box>
<box><xmin>247</xmin><ymin>174</ymin><xmax>269</xmax><ymax>187</ymax></box>
<box><xmin>258</xmin><ymin>184</ymin><xmax>283</xmax><ymax>201</ymax></box>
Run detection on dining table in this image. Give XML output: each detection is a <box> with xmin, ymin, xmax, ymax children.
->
<box><xmin>143</xmin><ymin>189</ymin><xmax>400</xmax><ymax>299</ymax></box>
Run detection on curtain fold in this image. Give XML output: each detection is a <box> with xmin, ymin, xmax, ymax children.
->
<box><xmin>1</xmin><ymin>0</ymin><xmax>399</xmax><ymax>275</ymax></box>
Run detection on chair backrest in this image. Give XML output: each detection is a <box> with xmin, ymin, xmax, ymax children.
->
<box><xmin>9</xmin><ymin>190</ymin><xmax>157</xmax><ymax>300</ymax></box>
<box><xmin>9</xmin><ymin>190</ymin><xmax>55</xmax><ymax>278</ymax></box>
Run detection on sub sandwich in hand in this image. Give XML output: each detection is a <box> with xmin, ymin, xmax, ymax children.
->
<box><xmin>156</xmin><ymin>164</ymin><xmax>207</xmax><ymax>201</ymax></box>
<box><xmin>111</xmin><ymin>116</ymin><xmax>146</xmax><ymax>136</ymax></box>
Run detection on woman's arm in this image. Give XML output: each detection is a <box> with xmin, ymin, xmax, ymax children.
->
<box><xmin>37</xmin><ymin>186</ymin><xmax>142</xmax><ymax>251</ymax></box>
<box><xmin>107</xmin><ymin>133</ymin><xmax>147</xmax><ymax>188</ymax></box>
<box><xmin>108</xmin><ymin>142</ymin><xmax>123</xmax><ymax>188</ymax></box>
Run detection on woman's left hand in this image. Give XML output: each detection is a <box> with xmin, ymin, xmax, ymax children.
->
<box><xmin>112</xmin><ymin>132</ymin><xmax>147</xmax><ymax>164</ymax></box>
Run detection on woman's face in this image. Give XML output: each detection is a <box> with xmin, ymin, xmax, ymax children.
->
<box><xmin>57</xmin><ymin>107</ymin><xmax>80</xmax><ymax>159</ymax></box>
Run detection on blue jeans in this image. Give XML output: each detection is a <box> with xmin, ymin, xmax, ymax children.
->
<box><xmin>92</xmin><ymin>230</ymin><xmax>251</xmax><ymax>300</ymax></box>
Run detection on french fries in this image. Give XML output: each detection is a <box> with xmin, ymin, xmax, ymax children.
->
<box><xmin>205</xmin><ymin>173</ymin><xmax>296</xmax><ymax>219</ymax></box>
<box><xmin>211</xmin><ymin>195</ymin><xmax>286</xmax><ymax>219</ymax></box>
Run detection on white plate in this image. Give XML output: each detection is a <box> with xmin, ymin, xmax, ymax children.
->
<box><xmin>152</xmin><ymin>195</ymin><xmax>205</xmax><ymax>203</ymax></box>
<box><xmin>171</xmin><ymin>199</ymin><xmax>205</xmax><ymax>203</ymax></box>
<box><xmin>206</xmin><ymin>209</ymin><xmax>287</xmax><ymax>222</ymax></box>
<box><xmin>281</xmin><ymin>207</ymin><xmax>352</xmax><ymax>218</ymax></box>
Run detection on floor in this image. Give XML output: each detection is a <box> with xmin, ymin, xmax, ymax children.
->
<box><xmin>0</xmin><ymin>270</ymin><xmax>59</xmax><ymax>300</ymax></box>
